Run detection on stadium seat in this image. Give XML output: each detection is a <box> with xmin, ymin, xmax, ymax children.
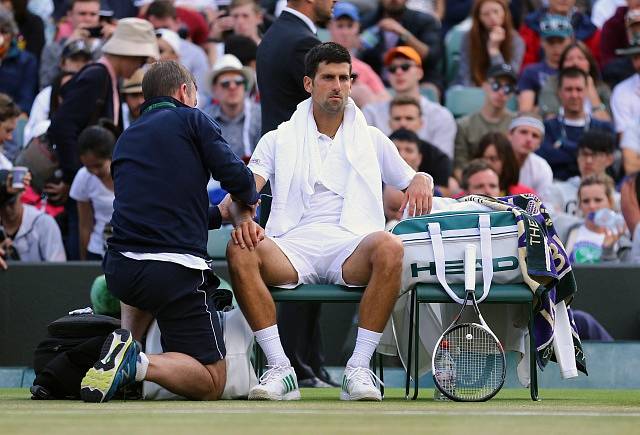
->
<box><xmin>444</xmin><ymin>24</ymin><xmax>467</xmax><ymax>86</ymax></box>
<box><xmin>13</xmin><ymin>118</ymin><xmax>27</xmax><ymax>150</ymax></box>
<box><xmin>445</xmin><ymin>86</ymin><xmax>486</xmax><ymax>118</ymax></box>
<box><xmin>404</xmin><ymin>283</ymin><xmax>539</xmax><ymax>401</ymax></box>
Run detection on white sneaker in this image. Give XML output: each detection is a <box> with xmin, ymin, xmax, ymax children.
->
<box><xmin>248</xmin><ymin>365</ymin><xmax>301</xmax><ymax>401</ymax></box>
<box><xmin>340</xmin><ymin>366</ymin><xmax>383</xmax><ymax>401</ymax></box>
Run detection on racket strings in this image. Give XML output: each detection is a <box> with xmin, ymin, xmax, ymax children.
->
<box><xmin>433</xmin><ymin>324</ymin><xmax>505</xmax><ymax>401</ymax></box>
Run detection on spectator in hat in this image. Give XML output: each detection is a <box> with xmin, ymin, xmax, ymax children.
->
<box><xmin>0</xmin><ymin>8</ymin><xmax>37</xmax><ymax>114</ymax></box>
<box><xmin>600</xmin><ymin>1</ymin><xmax>640</xmax><ymax>80</ymax></box>
<box><xmin>39</xmin><ymin>0</ymin><xmax>110</xmax><ymax>89</ymax></box>
<box><xmin>156</xmin><ymin>27</ymin><xmax>181</xmax><ymax>62</ymax></box>
<box><xmin>538</xmin><ymin>67</ymin><xmax>615</xmax><ymax>181</ymax></box>
<box><xmin>509</xmin><ymin>113</ymin><xmax>554</xmax><ymax>203</ymax></box>
<box><xmin>48</xmin><ymin>17</ymin><xmax>158</xmax><ymax>260</ymax></box>
<box><xmin>455</xmin><ymin>0</ymin><xmax>525</xmax><ymax>87</ymax></box>
<box><xmin>518</xmin><ymin>14</ymin><xmax>574</xmax><ymax>113</ymax></box>
<box><xmin>611</xmin><ymin>17</ymin><xmax>640</xmax><ymax>139</ymax></box>
<box><xmin>328</xmin><ymin>2</ymin><xmax>390</xmax><ymax>107</ymax></box>
<box><xmin>202</xmin><ymin>54</ymin><xmax>260</xmax><ymax>161</ymax></box>
<box><xmin>359</xmin><ymin>0</ymin><xmax>443</xmax><ymax>91</ymax></box>
<box><xmin>537</xmin><ymin>41</ymin><xmax>612</xmax><ymax>122</ymax></box>
<box><xmin>362</xmin><ymin>46</ymin><xmax>456</xmax><ymax>158</ymax></box>
<box><xmin>454</xmin><ymin>63</ymin><xmax>518</xmax><ymax>173</ymax></box>
<box><xmin>121</xmin><ymin>68</ymin><xmax>145</xmax><ymax>130</ymax></box>
<box><xmin>145</xmin><ymin>0</ymin><xmax>210</xmax><ymax>96</ymax></box>
<box><xmin>24</xmin><ymin>38</ymin><xmax>94</xmax><ymax>145</ymax></box>
<box><xmin>519</xmin><ymin>0</ymin><xmax>600</xmax><ymax>68</ymax></box>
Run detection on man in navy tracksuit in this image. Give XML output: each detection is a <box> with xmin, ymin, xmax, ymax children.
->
<box><xmin>80</xmin><ymin>60</ymin><xmax>261</xmax><ymax>402</ymax></box>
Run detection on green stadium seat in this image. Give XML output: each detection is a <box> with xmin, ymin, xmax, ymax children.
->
<box><xmin>419</xmin><ymin>86</ymin><xmax>439</xmax><ymax>103</ymax></box>
<box><xmin>444</xmin><ymin>25</ymin><xmax>466</xmax><ymax>86</ymax></box>
<box><xmin>445</xmin><ymin>86</ymin><xmax>486</xmax><ymax>118</ymax></box>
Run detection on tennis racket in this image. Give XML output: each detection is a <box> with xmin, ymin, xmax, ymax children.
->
<box><xmin>431</xmin><ymin>244</ymin><xmax>506</xmax><ymax>402</ymax></box>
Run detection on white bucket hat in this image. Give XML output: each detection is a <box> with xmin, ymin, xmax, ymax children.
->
<box><xmin>155</xmin><ymin>28</ymin><xmax>181</xmax><ymax>57</ymax></box>
<box><xmin>102</xmin><ymin>18</ymin><xmax>159</xmax><ymax>60</ymax></box>
<box><xmin>207</xmin><ymin>54</ymin><xmax>255</xmax><ymax>90</ymax></box>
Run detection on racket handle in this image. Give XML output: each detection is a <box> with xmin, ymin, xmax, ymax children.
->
<box><xmin>464</xmin><ymin>244</ymin><xmax>477</xmax><ymax>291</ymax></box>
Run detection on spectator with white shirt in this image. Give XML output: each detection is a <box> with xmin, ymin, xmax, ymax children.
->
<box><xmin>611</xmin><ymin>35</ymin><xmax>640</xmax><ymax>138</ymax></box>
<box><xmin>362</xmin><ymin>45</ymin><xmax>456</xmax><ymax>158</ymax></box>
<box><xmin>508</xmin><ymin>113</ymin><xmax>554</xmax><ymax>203</ymax></box>
<box><xmin>69</xmin><ymin>125</ymin><xmax>115</xmax><ymax>260</ymax></box>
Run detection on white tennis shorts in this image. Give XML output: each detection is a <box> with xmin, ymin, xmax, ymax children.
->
<box><xmin>270</xmin><ymin>223</ymin><xmax>367</xmax><ymax>288</ymax></box>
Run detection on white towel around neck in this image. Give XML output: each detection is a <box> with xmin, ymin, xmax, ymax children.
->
<box><xmin>267</xmin><ymin>97</ymin><xmax>384</xmax><ymax>236</ymax></box>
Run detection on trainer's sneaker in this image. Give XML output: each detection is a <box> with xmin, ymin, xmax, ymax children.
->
<box><xmin>80</xmin><ymin>329</ymin><xmax>139</xmax><ymax>403</ymax></box>
<box><xmin>340</xmin><ymin>366</ymin><xmax>383</xmax><ymax>401</ymax></box>
<box><xmin>248</xmin><ymin>365</ymin><xmax>301</xmax><ymax>401</ymax></box>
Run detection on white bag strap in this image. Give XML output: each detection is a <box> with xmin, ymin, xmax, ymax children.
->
<box><xmin>477</xmin><ymin>214</ymin><xmax>493</xmax><ymax>303</ymax></box>
<box><xmin>427</xmin><ymin>214</ymin><xmax>494</xmax><ymax>305</ymax></box>
<box><xmin>427</xmin><ymin>222</ymin><xmax>465</xmax><ymax>304</ymax></box>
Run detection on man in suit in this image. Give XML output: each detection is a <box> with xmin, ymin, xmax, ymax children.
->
<box><xmin>256</xmin><ymin>0</ymin><xmax>337</xmax><ymax>388</ymax></box>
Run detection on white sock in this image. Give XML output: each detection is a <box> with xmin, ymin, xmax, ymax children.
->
<box><xmin>347</xmin><ymin>327</ymin><xmax>382</xmax><ymax>369</ymax></box>
<box><xmin>255</xmin><ymin>325</ymin><xmax>290</xmax><ymax>367</ymax></box>
<box><xmin>135</xmin><ymin>351</ymin><xmax>149</xmax><ymax>382</ymax></box>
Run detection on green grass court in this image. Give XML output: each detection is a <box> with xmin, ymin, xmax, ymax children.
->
<box><xmin>1</xmin><ymin>388</ymin><xmax>639</xmax><ymax>435</ymax></box>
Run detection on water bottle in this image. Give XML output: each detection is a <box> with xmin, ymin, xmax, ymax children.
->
<box><xmin>433</xmin><ymin>340</ymin><xmax>456</xmax><ymax>401</ymax></box>
<box><xmin>590</xmin><ymin>208</ymin><xmax>625</xmax><ymax>233</ymax></box>
<box><xmin>360</xmin><ymin>26</ymin><xmax>381</xmax><ymax>50</ymax></box>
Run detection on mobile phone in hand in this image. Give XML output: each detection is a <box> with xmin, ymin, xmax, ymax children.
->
<box><xmin>86</xmin><ymin>26</ymin><xmax>103</xmax><ymax>38</ymax></box>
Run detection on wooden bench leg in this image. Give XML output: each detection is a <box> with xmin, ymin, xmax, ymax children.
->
<box><xmin>528</xmin><ymin>302</ymin><xmax>540</xmax><ymax>401</ymax></box>
<box><xmin>405</xmin><ymin>288</ymin><xmax>416</xmax><ymax>400</ymax></box>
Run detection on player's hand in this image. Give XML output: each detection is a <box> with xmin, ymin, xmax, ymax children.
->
<box><xmin>400</xmin><ymin>173</ymin><xmax>433</xmax><ymax>217</ymax></box>
<box><xmin>229</xmin><ymin>201</ymin><xmax>264</xmax><ymax>250</ymax></box>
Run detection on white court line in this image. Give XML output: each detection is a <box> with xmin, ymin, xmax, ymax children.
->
<box><xmin>1</xmin><ymin>409</ymin><xmax>640</xmax><ymax>417</ymax></box>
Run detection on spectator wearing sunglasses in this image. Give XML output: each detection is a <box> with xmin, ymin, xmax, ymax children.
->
<box><xmin>518</xmin><ymin>14</ymin><xmax>574</xmax><ymax>114</ymax></box>
<box><xmin>537</xmin><ymin>41</ymin><xmax>611</xmax><ymax>122</ymax></box>
<box><xmin>519</xmin><ymin>0</ymin><xmax>601</xmax><ymax>69</ymax></box>
<box><xmin>538</xmin><ymin>67</ymin><xmax>615</xmax><ymax>181</ymax></box>
<box><xmin>362</xmin><ymin>46</ymin><xmax>456</xmax><ymax>158</ymax></box>
<box><xmin>454</xmin><ymin>63</ymin><xmax>517</xmax><ymax>174</ymax></box>
<box><xmin>202</xmin><ymin>54</ymin><xmax>260</xmax><ymax>161</ymax></box>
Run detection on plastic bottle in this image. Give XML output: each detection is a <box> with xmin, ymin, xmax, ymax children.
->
<box><xmin>433</xmin><ymin>340</ymin><xmax>456</xmax><ymax>401</ymax></box>
<box><xmin>590</xmin><ymin>208</ymin><xmax>625</xmax><ymax>233</ymax></box>
<box><xmin>360</xmin><ymin>26</ymin><xmax>381</xmax><ymax>50</ymax></box>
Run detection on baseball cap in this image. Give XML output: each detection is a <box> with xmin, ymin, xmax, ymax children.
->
<box><xmin>540</xmin><ymin>14</ymin><xmax>573</xmax><ymax>39</ymax></box>
<box><xmin>487</xmin><ymin>63</ymin><xmax>517</xmax><ymax>82</ymax></box>
<box><xmin>384</xmin><ymin>46</ymin><xmax>422</xmax><ymax>67</ymax></box>
<box><xmin>333</xmin><ymin>2</ymin><xmax>360</xmax><ymax>22</ymax></box>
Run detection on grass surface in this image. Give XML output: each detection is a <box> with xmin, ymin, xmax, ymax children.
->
<box><xmin>2</xmin><ymin>388</ymin><xmax>640</xmax><ymax>435</ymax></box>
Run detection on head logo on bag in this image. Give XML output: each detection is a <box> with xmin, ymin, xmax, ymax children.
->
<box><xmin>410</xmin><ymin>256</ymin><xmax>519</xmax><ymax>278</ymax></box>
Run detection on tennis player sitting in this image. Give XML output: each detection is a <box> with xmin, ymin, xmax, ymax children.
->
<box><xmin>226</xmin><ymin>42</ymin><xmax>433</xmax><ymax>401</ymax></box>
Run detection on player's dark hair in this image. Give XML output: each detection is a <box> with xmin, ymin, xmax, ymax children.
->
<box><xmin>304</xmin><ymin>42</ymin><xmax>351</xmax><ymax>79</ymax></box>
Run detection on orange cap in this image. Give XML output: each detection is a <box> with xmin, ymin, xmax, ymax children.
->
<box><xmin>383</xmin><ymin>46</ymin><xmax>422</xmax><ymax>67</ymax></box>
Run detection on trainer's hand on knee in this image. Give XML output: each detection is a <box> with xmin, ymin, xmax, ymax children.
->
<box><xmin>232</xmin><ymin>220</ymin><xmax>264</xmax><ymax>251</ymax></box>
<box><xmin>400</xmin><ymin>172</ymin><xmax>433</xmax><ymax>217</ymax></box>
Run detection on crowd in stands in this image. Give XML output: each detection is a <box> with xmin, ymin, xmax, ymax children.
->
<box><xmin>2</xmin><ymin>0</ymin><xmax>640</xmax><ymax>269</ymax></box>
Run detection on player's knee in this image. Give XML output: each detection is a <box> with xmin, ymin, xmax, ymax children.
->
<box><xmin>226</xmin><ymin>240</ymin><xmax>257</xmax><ymax>270</ymax></box>
<box><xmin>372</xmin><ymin>233</ymin><xmax>404</xmax><ymax>268</ymax></box>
